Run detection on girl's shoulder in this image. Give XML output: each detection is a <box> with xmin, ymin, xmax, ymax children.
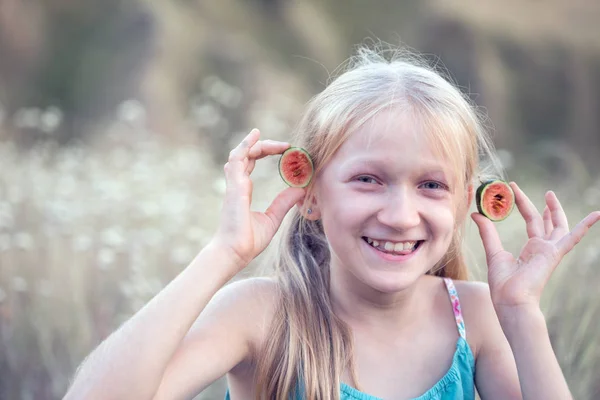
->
<box><xmin>449</xmin><ymin>279</ymin><xmax>502</xmax><ymax>360</ymax></box>
<box><xmin>213</xmin><ymin>275</ymin><xmax>280</xmax><ymax>307</ymax></box>
<box><xmin>210</xmin><ymin>275</ymin><xmax>281</xmax><ymax>330</ymax></box>
<box><xmin>207</xmin><ymin>276</ymin><xmax>281</xmax><ymax>356</ymax></box>
<box><xmin>451</xmin><ymin>279</ymin><xmax>492</xmax><ymax>308</ymax></box>
<box><xmin>152</xmin><ymin>276</ymin><xmax>281</xmax><ymax>396</ymax></box>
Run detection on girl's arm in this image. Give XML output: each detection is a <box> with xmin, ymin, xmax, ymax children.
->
<box><xmin>65</xmin><ymin>242</ymin><xmax>247</xmax><ymax>400</ymax></box>
<box><xmin>456</xmin><ymin>282</ymin><xmax>522</xmax><ymax>399</ymax></box>
<box><xmin>473</xmin><ymin>292</ymin><xmax>570</xmax><ymax>400</ymax></box>
<box><xmin>496</xmin><ymin>305</ymin><xmax>570</xmax><ymax>399</ymax></box>
<box><xmin>472</xmin><ymin>182</ymin><xmax>600</xmax><ymax>400</ymax></box>
<box><xmin>65</xmin><ymin>129</ymin><xmax>306</xmax><ymax>399</ymax></box>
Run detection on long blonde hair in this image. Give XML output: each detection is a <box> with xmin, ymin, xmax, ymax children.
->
<box><xmin>255</xmin><ymin>44</ymin><xmax>503</xmax><ymax>399</ymax></box>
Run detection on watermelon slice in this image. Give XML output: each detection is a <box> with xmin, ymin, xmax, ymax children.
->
<box><xmin>476</xmin><ymin>180</ymin><xmax>515</xmax><ymax>221</ymax></box>
<box><xmin>278</xmin><ymin>147</ymin><xmax>313</xmax><ymax>188</ymax></box>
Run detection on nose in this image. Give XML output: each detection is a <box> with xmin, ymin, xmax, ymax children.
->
<box><xmin>376</xmin><ymin>186</ymin><xmax>421</xmax><ymax>230</ymax></box>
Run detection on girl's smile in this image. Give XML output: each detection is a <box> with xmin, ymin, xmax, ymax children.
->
<box><xmin>362</xmin><ymin>236</ymin><xmax>423</xmax><ymax>254</ymax></box>
<box><xmin>361</xmin><ymin>236</ymin><xmax>423</xmax><ymax>262</ymax></box>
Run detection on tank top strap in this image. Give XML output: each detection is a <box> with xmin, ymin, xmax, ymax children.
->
<box><xmin>443</xmin><ymin>277</ymin><xmax>467</xmax><ymax>340</ymax></box>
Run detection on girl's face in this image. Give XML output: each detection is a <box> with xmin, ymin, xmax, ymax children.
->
<box><xmin>314</xmin><ymin>108</ymin><xmax>458</xmax><ymax>294</ymax></box>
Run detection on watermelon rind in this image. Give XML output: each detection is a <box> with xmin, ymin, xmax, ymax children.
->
<box><xmin>476</xmin><ymin>180</ymin><xmax>515</xmax><ymax>222</ymax></box>
<box><xmin>278</xmin><ymin>147</ymin><xmax>314</xmax><ymax>188</ymax></box>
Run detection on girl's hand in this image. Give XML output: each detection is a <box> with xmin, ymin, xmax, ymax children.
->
<box><xmin>212</xmin><ymin>129</ymin><xmax>306</xmax><ymax>270</ymax></box>
<box><xmin>472</xmin><ymin>182</ymin><xmax>600</xmax><ymax>312</ymax></box>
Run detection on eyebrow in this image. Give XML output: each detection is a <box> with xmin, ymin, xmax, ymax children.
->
<box><xmin>343</xmin><ymin>156</ymin><xmax>449</xmax><ymax>175</ymax></box>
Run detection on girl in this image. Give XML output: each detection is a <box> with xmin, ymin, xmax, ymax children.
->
<box><xmin>66</xmin><ymin>46</ymin><xmax>600</xmax><ymax>400</ymax></box>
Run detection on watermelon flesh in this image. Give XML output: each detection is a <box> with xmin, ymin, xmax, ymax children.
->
<box><xmin>476</xmin><ymin>180</ymin><xmax>515</xmax><ymax>221</ymax></box>
<box><xmin>278</xmin><ymin>147</ymin><xmax>314</xmax><ymax>188</ymax></box>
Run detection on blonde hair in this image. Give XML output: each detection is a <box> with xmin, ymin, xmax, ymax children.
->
<box><xmin>255</xmin><ymin>44</ymin><xmax>503</xmax><ymax>399</ymax></box>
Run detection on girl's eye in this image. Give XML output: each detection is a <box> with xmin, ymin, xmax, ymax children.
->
<box><xmin>356</xmin><ymin>175</ymin><xmax>378</xmax><ymax>185</ymax></box>
<box><xmin>420</xmin><ymin>181</ymin><xmax>448</xmax><ymax>190</ymax></box>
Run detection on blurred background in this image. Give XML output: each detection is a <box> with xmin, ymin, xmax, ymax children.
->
<box><xmin>1</xmin><ymin>0</ymin><xmax>599</xmax><ymax>399</ymax></box>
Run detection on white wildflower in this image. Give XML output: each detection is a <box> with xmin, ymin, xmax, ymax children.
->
<box><xmin>72</xmin><ymin>235</ymin><xmax>93</xmax><ymax>252</ymax></box>
<box><xmin>56</xmin><ymin>175</ymin><xmax>77</xmax><ymax>197</ymax></box>
<box><xmin>40</xmin><ymin>106</ymin><xmax>63</xmax><ymax>133</ymax></box>
<box><xmin>108</xmin><ymin>147</ymin><xmax>130</xmax><ymax>169</ymax></box>
<box><xmin>101</xmin><ymin>227</ymin><xmax>126</xmax><ymax>248</ymax></box>
<box><xmin>140</xmin><ymin>228</ymin><xmax>163</xmax><ymax>247</ymax></box>
<box><xmin>212</xmin><ymin>177</ymin><xmax>227</xmax><ymax>195</ymax></box>
<box><xmin>13</xmin><ymin>107</ymin><xmax>41</xmax><ymax>129</ymax></box>
<box><xmin>56</xmin><ymin>152</ymin><xmax>79</xmax><ymax>174</ymax></box>
<box><xmin>104</xmin><ymin>180</ymin><xmax>129</xmax><ymax>203</ymax></box>
<box><xmin>0</xmin><ymin>202</ymin><xmax>14</xmax><ymax>229</ymax></box>
<box><xmin>97</xmin><ymin>248</ymin><xmax>116</xmax><ymax>269</ymax></box>
<box><xmin>140</xmin><ymin>201</ymin><xmax>160</xmax><ymax>217</ymax></box>
<box><xmin>249</xmin><ymin>112</ymin><xmax>285</xmax><ymax>137</ymax></box>
<box><xmin>185</xmin><ymin>227</ymin><xmax>206</xmax><ymax>242</ymax></box>
<box><xmin>37</xmin><ymin>280</ymin><xmax>53</xmax><ymax>297</ymax></box>
<box><xmin>42</xmin><ymin>225</ymin><xmax>56</xmax><ymax>237</ymax></box>
<box><xmin>201</xmin><ymin>75</ymin><xmax>219</xmax><ymax>94</ymax></box>
<box><xmin>47</xmin><ymin>201</ymin><xmax>73</xmax><ymax>224</ymax></box>
<box><xmin>15</xmin><ymin>232</ymin><xmax>34</xmax><ymax>250</ymax></box>
<box><xmin>162</xmin><ymin>192</ymin><xmax>187</xmax><ymax>215</ymax></box>
<box><xmin>7</xmin><ymin>186</ymin><xmax>23</xmax><ymax>204</ymax></box>
<box><xmin>117</xmin><ymin>99</ymin><xmax>146</xmax><ymax>126</ymax></box>
<box><xmin>190</xmin><ymin>102</ymin><xmax>221</xmax><ymax>128</ymax></box>
<box><xmin>173</xmin><ymin>149</ymin><xmax>201</xmax><ymax>173</ymax></box>
<box><xmin>222</xmin><ymin>86</ymin><xmax>242</xmax><ymax>109</ymax></box>
<box><xmin>12</xmin><ymin>276</ymin><xmax>28</xmax><ymax>292</ymax></box>
<box><xmin>202</xmin><ymin>76</ymin><xmax>242</xmax><ymax>108</ymax></box>
<box><xmin>170</xmin><ymin>245</ymin><xmax>194</xmax><ymax>265</ymax></box>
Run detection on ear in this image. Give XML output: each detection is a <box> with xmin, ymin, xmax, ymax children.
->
<box><xmin>297</xmin><ymin>193</ymin><xmax>321</xmax><ymax>220</ymax></box>
<box><xmin>457</xmin><ymin>183</ymin><xmax>475</xmax><ymax>221</ymax></box>
<box><xmin>466</xmin><ymin>183</ymin><xmax>474</xmax><ymax>209</ymax></box>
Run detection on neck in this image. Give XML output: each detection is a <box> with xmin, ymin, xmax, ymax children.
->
<box><xmin>328</xmin><ymin>262</ymin><xmax>428</xmax><ymax>331</ymax></box>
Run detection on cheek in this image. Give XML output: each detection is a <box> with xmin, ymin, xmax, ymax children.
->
<box><xmin>318</xmin><ymin>179</ymin><xmax>366</xmax><ymax>219</ymax></box>
<box><xmin>427</xmin><ymin>202</ymin><xmax>456</xmax><ymax>237</ymax></box>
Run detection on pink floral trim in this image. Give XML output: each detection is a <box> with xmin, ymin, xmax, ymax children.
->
<box><xmin>443</xmin><ymin>278</ymin><xmax>466</xmax><ymax>339</ymax></box>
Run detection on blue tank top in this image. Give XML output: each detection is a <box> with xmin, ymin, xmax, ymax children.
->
<box><xmin>225</xmin><ymin>278</ymin><xmax>475</xmax><ymax>399</ymax></box>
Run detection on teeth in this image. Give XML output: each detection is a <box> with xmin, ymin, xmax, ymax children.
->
<box><xmin>365</xmin><ymin>237</ymin><xmax>418</xmax><ymax>253</ymax></box>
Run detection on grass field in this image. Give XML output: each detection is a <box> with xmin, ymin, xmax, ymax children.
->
<box><xmin>0</xmin><ymin>130</ymin><xmax>599</xmax><ymax>399</ymax></box>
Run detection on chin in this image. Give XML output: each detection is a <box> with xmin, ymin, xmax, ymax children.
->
<box><xmin>360</xmin><ymin>268</ymin><xmax>424</xmax><ymax>294</ymax></box>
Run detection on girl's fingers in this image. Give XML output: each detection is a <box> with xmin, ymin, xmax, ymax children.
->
<box><xmin>246</xmin><ymin>140</ymin><xmax>290</xmax><ymax>175</ymax></box>
<box><xmin>556</xmin><ymin>211</ymin><xmax>600</xmax><ymax>257</ymax></box>
<box><xmin>246</xmin><ymin>159</ymin><xmax>256</xmax><ymax>175</ymax></box>
<box><xmin>543</xmin><ymin>205</ymin><xmax>553</xmax><ymax>238</ymax></box>
<box><xmin>264</xmin><ymin>187</ymin><xmax>306</xmax><ymax>229</ymax></box>
<box><xmin>511</xmin><ymin>182</ymin><xmax>545</xmax><ymax>239</ymax></box>
<box><xmin>223</xmin><ymin>160</ymin><xmax>250</xmax><ymax>202</ymax></box>
<box><xmin>248</xmin><ymin>140</ymin><xmax>290</xmax><ymax>160</ymax></box>
<box><xmin>229</xmin><ymin>129</ymin><xmax>261</xmax><ymax>162</ymax></box>
<box><xmin>545</xmin><ymin>191</ymin><xmax>570</xmax><ymax>240</ymax></box>
<box><xmin>224</xmin><ymin>129</ymin><xmax>261</xmax><ymax>195</ymax></box>
<box><xmin>472</xmin><ymin>212</ymin><xmax>505</xmax><ymax>262</ymax></box>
